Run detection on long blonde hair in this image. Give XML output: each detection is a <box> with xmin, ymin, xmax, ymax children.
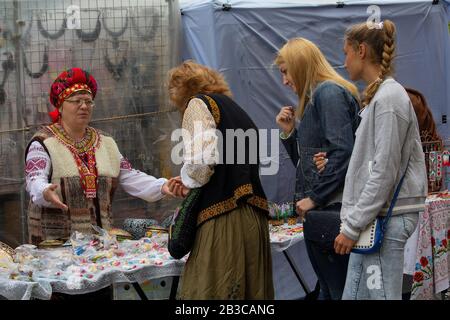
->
<box><xmin>274</xmin><ymin>38</ymin><xmax>359</xmax><ymax>119</ymax></box>
<box><xmin>345</xmin><ymin>20</ymin><xmax>396</xmax><ymax>106</ymax></box>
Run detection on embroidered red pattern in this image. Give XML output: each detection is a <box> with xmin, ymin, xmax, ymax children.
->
<box><xmin>25</xmin><ymin>158</ymin><xmax>48</xmax><ymax>174</ymax></box>
<box><xmin>120</xmin><ymin>158</ymin><xmax>132</xmax><ymax>170</ymax></box>
<box><xmin>28</xmin><ymin>144</ymin><xmax>46</xmax><ymax>153</ymax></box>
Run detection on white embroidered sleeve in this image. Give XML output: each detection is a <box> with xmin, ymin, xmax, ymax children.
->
<box><xmin>181</xmin><ymin>98</ymin><xmax>218</xmax><ymax>189</ymax></box>
<box><xmin>118</xmin><ymin>154</ymin><xmax>168</xmax><ymax>202</ymax></box>
<box><xmin>25</xmin><ymin>141</ymin><xmax>54</xmax><ymax>208</ymax></box>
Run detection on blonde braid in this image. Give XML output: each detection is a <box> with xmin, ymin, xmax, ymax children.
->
<box><xmin>363</xmin><ymin>78</ymin><xmax>383</xmax><ymax>106</ymax></box>
<box><xmin>361</xmin><ymin>20</ymin><xmax>396</xmax><ymax>106</ymax></box>
<box><xmin>380</xmin><ymin>22</ymin><xmax>396</xmax><ymax>79</ymax></box>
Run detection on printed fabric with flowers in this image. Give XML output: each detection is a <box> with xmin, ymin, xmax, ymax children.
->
<box><xmin>412</xmin><ymin>229</ymin><xmax>450</xmax><ymax>295</ymax></box>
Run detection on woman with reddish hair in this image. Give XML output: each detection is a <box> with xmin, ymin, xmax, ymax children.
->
<box><xmin>167</xmin><ymin>60</ymin><xmax>274</xmax><ymax>299</ymax></box>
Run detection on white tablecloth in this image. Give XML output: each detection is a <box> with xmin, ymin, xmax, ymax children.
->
<box><xmin>1</xmin><ymin>224</ymin><xmax>305</xmax><ymax>300</ymax></box>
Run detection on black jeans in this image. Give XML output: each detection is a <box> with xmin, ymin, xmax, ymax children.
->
<box><xmin>304</xmin><ymin>238</ymin><xmax>349</xmax><ymax>300</ymax></box>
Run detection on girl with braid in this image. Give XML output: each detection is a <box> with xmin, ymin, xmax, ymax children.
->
<box><xmin>316</xmin><ymin>20</ymin><xmax>427</xmax><ymax>299</ymax></box>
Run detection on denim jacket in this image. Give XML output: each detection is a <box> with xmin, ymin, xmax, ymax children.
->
<box><xmin>281</xmin><ymin>80</ymin><xmax>360</xmax><ymax>207</ymax></box>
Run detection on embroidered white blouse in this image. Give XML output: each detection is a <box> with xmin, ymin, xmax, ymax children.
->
<box><xmin>25</xmin><ymin>141</ymin><xmax>167</xmax><ymax>208</ymax></box>
<box><xmin>180</xmin><ymin>98</ymin><xmax>219</xmax><ymax>189</ymax></box>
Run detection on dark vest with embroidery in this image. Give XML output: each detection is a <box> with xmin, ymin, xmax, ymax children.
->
<box><xmin>192</xmin><ymin>94</ymin><xmax>268</xmax><ymax>225</ymax></box>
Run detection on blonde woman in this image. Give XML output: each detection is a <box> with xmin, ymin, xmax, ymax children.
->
<box><xmin>275</xmin><ymin>38</ymin><xmax>360</xmax><ymax>299</ymax></box>
<box><xmin>168</xmin><ymin>60</ymin><xmax>274</xmax><ymax>299</ymax></box>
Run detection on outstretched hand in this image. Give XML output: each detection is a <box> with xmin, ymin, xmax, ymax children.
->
<box><xmin>163</xmin><ymin>176</ymin><xmax>190</xmax><ymax>198</ymax></box>
<box><xmin>43</xmin><ymin>184</ymin><xmax>68</xmax><ymax>210</ymax></box>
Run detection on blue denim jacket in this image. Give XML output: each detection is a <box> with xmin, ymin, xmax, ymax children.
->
<box><xmin>282</xmin><ymin>80</ymin><xmax>360</xmax><ymax>207</ymax></box>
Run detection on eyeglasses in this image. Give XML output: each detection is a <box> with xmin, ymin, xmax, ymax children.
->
<box><xmin>65</xmin><ymin>98</ymin><xmax>95</xmax><ymax>108</ymax></box>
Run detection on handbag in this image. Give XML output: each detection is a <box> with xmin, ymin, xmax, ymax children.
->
<box><xmin>168</xmin><ymin>188</ymin><xmax>202</xmax><ymax>259</ymax></box>
<box><xmin>303</xmin><ymin>203</ymin><xmax>342</xmax><ymax>252</ymax></box>
<box><xmin>349</xmin><ymin>163</ymin><xmax>409</xmax><ymax>254</ymax></box>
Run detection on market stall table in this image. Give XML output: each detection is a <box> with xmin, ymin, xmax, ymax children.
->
<box><xmin>0</xmin><ymin>235</ymin><xmax>186</xmax><ymax>300</ymax></box>
<box><xmin>404</xmin><ymin>194</ymin><xmax>450</xmax><ymax>300</ymax></box>
<box><xmin>0</xmin><ymin>223</ymin><xmax>305</xmax><ymax>300</ymax></box>
<box><xmin>269</xmin><ymin>223</ymin><xmax>309</xmax><ymax>294</ymax></box>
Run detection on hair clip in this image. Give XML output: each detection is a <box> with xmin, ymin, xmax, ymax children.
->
<box><xmin>367</xmin><ymin>20</ymin><xmax>384</xmax><ymax>30</ymax></box>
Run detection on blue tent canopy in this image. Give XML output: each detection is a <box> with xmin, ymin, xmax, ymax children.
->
<box><xmin>180</xmin><ymin>0</ymin><xmax>450</xmax><ymax>203</ymax></box>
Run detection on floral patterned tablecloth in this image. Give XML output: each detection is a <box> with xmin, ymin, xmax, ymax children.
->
<box><xmin>410</xmin><ymin>195</ymin><xmax>450</xmax><ymax>300</ymax></box>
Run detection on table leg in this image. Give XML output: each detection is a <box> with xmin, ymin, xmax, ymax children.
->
<box><xmin>132</xmin><ymin>282</ymin><xmax>148</xmax><ymax>300</ymax></box>
<box><xmin>170</xmin><ymin>276</ymin><xmax>180</xmax><ymax>300</ymax></box>
<box><xmin>283</xmin><ymin>249</ymin><xmax>311</xmax><ymax>294</ymax></box>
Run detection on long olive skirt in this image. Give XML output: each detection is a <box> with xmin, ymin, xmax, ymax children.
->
<box><xmin>179</xmin><ymin>204</ymin><xmax>274</xmax><ymax>300</ymax></box>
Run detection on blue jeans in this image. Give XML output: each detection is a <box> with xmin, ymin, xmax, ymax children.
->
<box><xmin>304</xmin><ymin>238</ymin><xmax>349</xmax><ymax>300</ymax></box>
<box><xmin>342</xmin><ymin>213</ymin><xmax>419</xmax><ymax>300</ymax></box>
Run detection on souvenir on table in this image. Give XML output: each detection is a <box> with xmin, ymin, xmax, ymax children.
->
<box><xmin>268</xmin><ymin>202</ymin><xmax>297</xmax><ymax>226</ymax></box>
<box><xmin>38</xmin><ymin>239</ymin><xmax>64</xmax><ymax>249</ymax></box>
<box><xmin>108</xmin><ymin>228</ymin><xmax>133</xmax><ymax>242</ymax></box>
<box><xmin>442</xmin><ymin>150</ymin><xmax>450</xmax><ymax>167</ymax></box>
<box><xmin>423</xmin><ymin>140</ymin><xmax>444</xmax><ymax>193</ymax></box>
<box><xmin>428</xmin><ymin>151</ymin><xmax>438</xmax><ymax>182</ymax></box>
<box><xmin>123</xmin><ymin>218</ymin><xmax>159</xmax><ymax>239</ymax></box>
<box><xmin>70</xmin><ymin>226</ymin><xmax>118</xmax><ymax>257</ymax></box>
<box><xmin>145</xmin><ymin>226</ymin><xmax>168</xmax><ymax>238</ymax></box>
<box><xmin>0</xmin><ymin>242</ymin><xmax>14</xmax><ymax>270</ymax></box>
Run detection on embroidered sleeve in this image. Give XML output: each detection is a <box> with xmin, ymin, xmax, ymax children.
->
<box><xmin>25</xmin><ymin>141</ymin><xmax>54</xmax><ymax>207</ymax></box>
<box><xmin>118</xmin><ymin>153</ymin><xmax>168</xmax><ymax>202</ymax></box>
<box><xmin>181</xmin><ymin>98</ymin><xmax>218</xmax><ymax>189</ymax></box>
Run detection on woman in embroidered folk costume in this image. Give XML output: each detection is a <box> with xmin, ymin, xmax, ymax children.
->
<box><xmin>167</xmin><ymin>60</ymin><xmax>274</xmax><ymax>299</ymax></box>
<box><xmin>315</xmin><ymin>20</ymin><xmax>427</xmax><ymax>299</ymax></box>
<box><xmin>274</xmin><ymin>38</ymin><xmax>360</xmax><ymax>300</ymax></box>
<box><xmin>25</xmin><ymin>67</ymin><xmax>182</xmax><ymax>245</ymax></box>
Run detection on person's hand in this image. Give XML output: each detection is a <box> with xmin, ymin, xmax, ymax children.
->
<box><xmin>295</xmin><ymin>197</ymin><xmax>316</xmax><ymax>221</ymax></box>
<box><xmin>171</xmin><ymin>176</ymin><xmax>190</xmax><ymax>197</ymax></box>
<box><xmin>43</xmin><ymin>184</ymin><xmax>68</xmax><ymax>210</ymax></box>
<box><xmin>276</xmin><ymin>106</ymin><xmax>295</xmax><ymax>135</ymax></box>
<box><xmin>334</xmin><ymin>233</ymin><xmax>356</xmax><ymax>255</ymax></box>
<box><xmin>313</xmin><ymin>152</ymin><xmax>328</xmax><ymax>173</ymax></box>
<box><xmin>163</xmin><ymin>176</ymin><xmax>190</xmax><ymax>198</ymax></box>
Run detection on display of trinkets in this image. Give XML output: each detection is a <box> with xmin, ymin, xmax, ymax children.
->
<box><xmin>268</xmin><ymin>202</ymin><xmax>297</xmax><ymax>226</ymax></box>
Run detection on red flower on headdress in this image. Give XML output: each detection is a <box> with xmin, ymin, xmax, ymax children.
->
<box><xmin>48</xmin><ymin>108</ymin><xmax>60</xmax><ymax>123</ymax></box>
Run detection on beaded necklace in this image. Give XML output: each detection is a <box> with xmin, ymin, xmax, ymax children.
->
<box><xmin>47</xmin><ymin>123</ymin><xmax>100</xmax><ymax>198</ymax></box>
